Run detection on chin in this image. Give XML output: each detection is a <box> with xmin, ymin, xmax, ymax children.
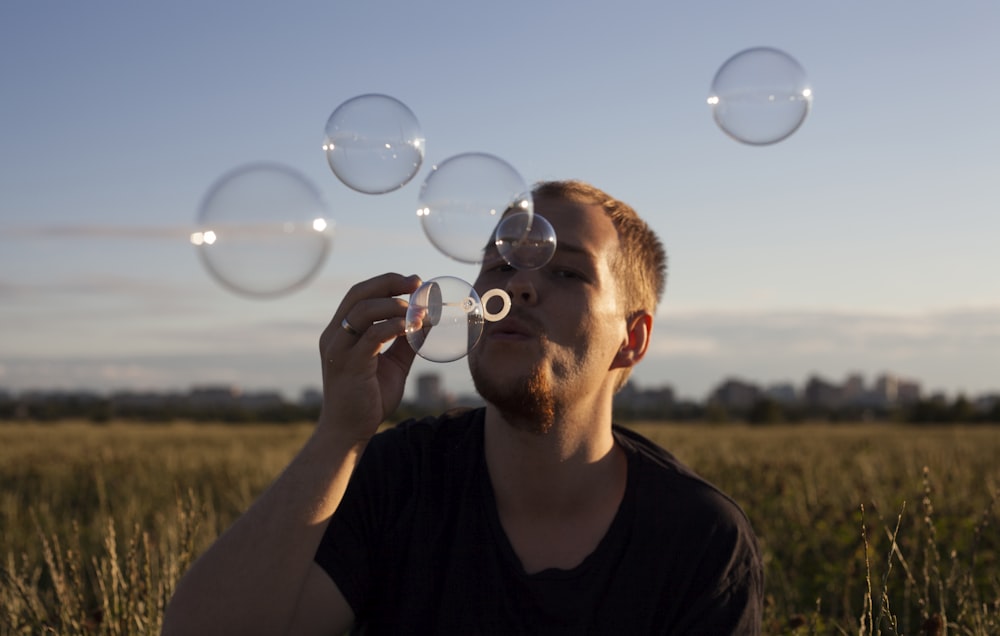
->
<box><xmin>470</xmin><ymin>357</ymin><xmax>556</xmax><ymax>433</ymax></box>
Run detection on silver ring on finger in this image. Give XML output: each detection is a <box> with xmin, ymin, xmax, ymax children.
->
<box><xmin>341</xmin><ymin>317</ymin><xmax>363</xmax><ymax>337</ymax></box>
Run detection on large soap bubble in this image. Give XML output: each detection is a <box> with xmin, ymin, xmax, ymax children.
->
<box><xmin>192</xmin><ymin>162</ymin><xmax>332</xmax><ymax>298</ymax></box>
<box><xmin>707</xmin><ymin>47</ymin><xmax>813</xmax><ymax>146</ymax></box>
<box><xmin>405</xmin><ymin>278</ymin><xmax>512</xmax><ymax>362</ymax></box>
<box><xmin>405</xmin><ymin>276</ymin><xmax>485</xmax><ymax>362</ymax></box>
<box><xmin>416</xmin><ymin>153</ymin><xmax>532</xmax><ymax>264</ymax></box>
<box><xmin>494</xmin><ymin>212</ymin><xmax>556</xmax><ymax>270</ymax></box>
<box><xmin>323</xmin><ymin>94</ymin><xmax>425</xmax><ymax>194</ymax></box>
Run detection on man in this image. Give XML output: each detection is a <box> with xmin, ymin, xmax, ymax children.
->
<box><xmin>163</xmin><ymin>180</ymin><xmax>763</xmax><ymax>635</ymax></box>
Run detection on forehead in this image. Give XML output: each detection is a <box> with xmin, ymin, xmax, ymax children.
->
<box><xmin>532</xmin><ymin>196</ymin><xmax>619</xmax><ymax>258</ymax></box>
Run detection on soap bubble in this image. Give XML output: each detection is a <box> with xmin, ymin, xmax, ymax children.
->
<box><xmin>406</xmin><ymin>276</ymin><xmax>484</xmax><ymax>362</ymax></box>
<box><xmin>494</xmin><ymin>212</ymin><xmax>556</xmax><ymax>270</ymax></box>
<box><xmin>707</xmin><ymin>47</ymin><xmax>812</xmax><ymax>145</ymax></box>
<box><xmin>416</xmin><ymin>152</ymin><xmax>533</xmax><ymax>263</ymax></box>
<box><xmin>323</xmin><ymin>94</ymin><xmax>425</xmax><ymax>194</ymax></box>
<box><xmin>192</xmin><ymin>162</ymin><xmax>332</xmax><ymax>298</ymax></box>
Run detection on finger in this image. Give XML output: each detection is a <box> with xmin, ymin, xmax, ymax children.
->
<box><xmin>337</xmin><ymin>273</ymin><xmax>421</xmax><ymax>320</ymax></box>
<box><xmin>382</xmin><ymin>331</ymin><xmax>418</xmax><ymax>370</ymax></box>
<box><xmin>353</xmin><ymin>315</ymin><xmax>410</xmax><ymax>348</ymax></box>
<box><xmin>340</xmin><ymin>296</ymin><xmax>412</xmax><ymax>338</ymax></box>
<box><xmin>321</xmin><ymin>274</ymin><xmax>421</xmax><ymax>350</ymax></box>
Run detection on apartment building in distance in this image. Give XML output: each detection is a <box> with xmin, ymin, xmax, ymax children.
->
<box><xmin>709</xmin><ymin>371</ymin><xmax>923</xmax><ymax>413</ymax></box>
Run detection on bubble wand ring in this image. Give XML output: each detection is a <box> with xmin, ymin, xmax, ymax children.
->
<box><xmin>479</xmin><ymin>288</ymin><xmax>511</xmax><ymax>322</ymax></box>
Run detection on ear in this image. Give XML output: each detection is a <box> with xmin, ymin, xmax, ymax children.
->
<box><xmin>611</xmin><ymin>311</ymin><xmax>652</xmax><ymax>370</ymax></box>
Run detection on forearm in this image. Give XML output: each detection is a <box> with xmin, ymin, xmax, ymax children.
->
<box><xmin>163</xmin><ymin>272</ymin><xmax>421</xmax><ymax>633</ymax></box>
<box><xmin>162</xmin><ymin>425</ymin><xmax>366</xmax><ymax>635</ymax></box>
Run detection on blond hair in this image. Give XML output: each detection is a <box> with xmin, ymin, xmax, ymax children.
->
<box><xmin>532</xmin><ymin>180</ymin><xmax>667</xmax><ymax>316</ymax></box>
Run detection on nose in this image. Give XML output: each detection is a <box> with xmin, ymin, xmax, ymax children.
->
<box><xmin>505</xmin><ymin>270</ymin><xmax>538</xmax><ymax>305</ymax></box>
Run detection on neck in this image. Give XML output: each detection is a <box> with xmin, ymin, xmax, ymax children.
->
<box><xmin>483</xmin><ymin>404</ymin><xmax>622</xmax><ymax>515</ymax></box>
<box><xmin>482</xmin><ymin>404</ymin><xmax>628</xmax><ymax>573</ymax></box>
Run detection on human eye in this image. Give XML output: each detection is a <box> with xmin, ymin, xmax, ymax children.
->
<box><xmin>486</xmin><ymin>259</ymin><xmax>513</xmax><ymax>273</ymax></box>
<box><xmin>550</xmin><ymin>265</ymin><xmax>587</xmax><ymax>281</ymax></box>
<box><xmin>479</xmin><ymin>258</ymin><xmax>514</xmax><ymax>278</ymax></box>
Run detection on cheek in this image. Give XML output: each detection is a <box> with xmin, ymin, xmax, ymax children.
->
<box><xmin>559</xmin><ymin>308</ymin><xmax>622</xmax><ymax>358</ymax></box>
<box><xmin>587</xmin><ymin>304</ymin><xmax>630</xmax><ymax>355</ymax></box>
<box><xmin>567</xmin><ymin>292</ymin><xmax>617</xmax><ymax>328</ymax></box>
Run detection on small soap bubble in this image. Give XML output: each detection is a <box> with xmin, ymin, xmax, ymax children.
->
<box><xmin>405</xmin><ymin>276</ymin><xmax>485</xmax><ymax>362</ymax></box>
<box><xmin>494</xmin><ymin>212</ymin><xmax>556</xmax><ymax>270</ymax></box>
<box><xmin>707</xmin><ymin>47</ymin><xmax>812</xmax><ymax>146</ymax></box>
<box><xmin>416</xmin><ymin>152</ymin><xmax>533</xmax><ymax>264</ymax></box>
<box><xmin>323</xmin><ymin>94</ymin><xmax>425</xmax><ymax>194</ymax></box>
<box><xmin>192</xmin><ymin>162</ymin><xmax>332</xmax><ymax>298</ymax></box>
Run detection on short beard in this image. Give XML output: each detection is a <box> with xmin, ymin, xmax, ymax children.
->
<box><xmin>472</xmin><ymin>362</ymin><xmax>556</xmax><ymax>435</ymax></box>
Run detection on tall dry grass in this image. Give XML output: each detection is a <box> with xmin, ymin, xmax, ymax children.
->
<box><xmin>643</xmin><ymin>423</ymin><xmax>999</xmax><ymax>634</ymax></box>
<box><xmin>1</xmin><ymin>420</ymin><xmax>997</xmax><ymax>635</ymax></box>
<box><xmin>1</xmin><ymin>421</ymin><xmax>312</xmax><ymax>635</ymax></box>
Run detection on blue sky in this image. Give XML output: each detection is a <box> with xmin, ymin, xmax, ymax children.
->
<box><xmin>2</xmin><ymin>1</ymin><xmax>998</xmax><ymax>402</ymax></box>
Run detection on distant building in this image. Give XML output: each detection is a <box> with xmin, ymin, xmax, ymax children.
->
<box><xmin>300</xmin><ymin>388</ymin><xmax>323</xmax><ymax>408</ymax></box>
<box><xmin>897</xmin><ymin>380</ymin><xmax>921</xmax><ymax>405</ymax></box>
<box><xmin>187</xmin><ymin>385</ymin><xmax>241</xmax><ymax>407</ymax></box>
<box><xmin>415</xmin><ymin>373</ymin><xmax>453</xmax><ymax>411</ymax></box>
<box><xmin>237</xmin><ymin>390</ymin><xmax>284</xmax><ymax>409</ymax></box>
<box><xmin>615</xmin><ymin>381</ymin><xmax>675</xmax><ymax>417</ymax></box>
<box><xmin>110</xmin><ymin>390</ymin><xmax>177</xmax><ymax>411</ymax></box>
<box><xmin>764</xmin><ymin>383</ymin><xmax>798</xmax><ymax>405</ymax></box>
<box><xmin>842</xmin><ymin>373</ymin><xmax>866</xmax><ymax>405</ymax></box>
<box><xmin>974</xmin><ymin>393</ymin><xmax>1000</xmax><ymax>415</ymax></box>
<box><xmin>872</xmin><ymin>372</ymin><xmax>921</xmax><ymax>407</ymax></box>
<box><xmin>804</xmin><ymin>375</ymin><xmax>842</xmax><ymax>410</ymax></box>
<box><xmin>872</xmin><ymin>373</ymin><xmax>899</xmax><ymax>406</ymax></box>
<box><xmin>708</xmin><ymin>378</ymin><xmax>761</xmax><ymax>412</ymax></box>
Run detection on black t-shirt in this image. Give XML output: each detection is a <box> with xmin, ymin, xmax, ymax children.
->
<box><xmin>315</xmin><ymin>408</ymin><xmax>763</xmax><ymax>635</ymax></box>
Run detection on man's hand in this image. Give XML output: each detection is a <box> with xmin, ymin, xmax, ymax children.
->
<box><xmin>319</xmin><ymin>273</ymin><xmax>422</xmax><ymax>441</ymax></box>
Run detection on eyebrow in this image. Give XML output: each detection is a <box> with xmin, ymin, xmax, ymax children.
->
<box><xmin>479</xmin><ymin>237</ymin><xmax>596</xmax><ymax>268</ymax></box>
<box><xmin>552</xmin><ymin>241</ymin><xmax>589</xmax><ymax>257</ymax></box>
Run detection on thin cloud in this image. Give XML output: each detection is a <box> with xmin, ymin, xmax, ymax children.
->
<box><xmin>651</xmin><ymin>306</ymin><xmax>1000</xmax><ymax>357</ymax></box>
<box><xmin>0</xmin><ymin>223</ymin><xmax>194</xmax><ymax>240</ymax></box>
<box><xmin>640</xmin><ymin>306</ymin><xmax>1000</xmax><ymax>399</ymax></box>
<box><xmin>3</xmin><ymin>306</ymin><xmax>998</xmax><ymax>403</ymax></box>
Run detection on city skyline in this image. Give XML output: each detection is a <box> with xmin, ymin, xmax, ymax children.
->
<box><xmin>4</xmin><ymin>365</ymin><xmax>997</xmax><ymax>407</ymax></box>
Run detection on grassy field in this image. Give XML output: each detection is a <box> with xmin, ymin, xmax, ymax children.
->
<box><xmin>1</xmin><ymin>420</ymin><xmax>997</xmax><ymax>635</ymax></box>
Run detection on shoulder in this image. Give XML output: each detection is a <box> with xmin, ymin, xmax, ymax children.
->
<box><xmin>614</xmin><ymin>424</ymin><xmax>760</xmax><ymax>557</ymax></box>
<box><xmin>362</xmin><ymin>407</ymin><xmax>485</xmax><ymax>466</ymax></box>
<box><xmin>614</xmin><ymin>426</ymin><xmax>763</xmax><ymax>615</ymax></box>
<box><xmin>614</xmin><ymin>424</ymin><xmax>742</xmax><ymax>508</ymax></box>
<box><xmin>381</xmin><ymin>406</ymin><xmax>483</xmax><ymax>442</ymax></box>
<box><xmin>336</xmin><ymin>407</ymin><xmax>486</xmax><ymax>520</ymax></box>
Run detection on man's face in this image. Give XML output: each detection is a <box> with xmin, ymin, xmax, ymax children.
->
<box><xmin>468</xmin><ymin>197</ymin><xmax>628</xmax><ymax>424</ymax></box>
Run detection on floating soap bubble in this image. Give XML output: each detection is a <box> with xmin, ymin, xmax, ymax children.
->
<box><xmin>416</xmin><ymin>152</ymin><xmax>533</xmax><ymax>264</ymax></box>
<box><xmin>707</xmin><ymin>47</ymin><xmax>813</xmax><ymax>145</ymax></box>
<box><xmin>322</xmin><ymin>94</ymin><xmax>425</xmax><ymax>194</ymax></box>
<box><xmin>405</xmin><ymin>279</ymin><xmax>512</xmax><ymax>362</ymax></box>
<box><xmin>406</xmin><ymin>276</ymin><xmax>485</xmax><ymax>362</ymax></box>
<box><xmin>494</xmin><ymin>212</ymin><xmax>556</xmax><ymax>270</ymax></box>
<box><xmin>192</xmin><ymin>162</ymin><xmax>332</xmax><ymax>298</ymax></box>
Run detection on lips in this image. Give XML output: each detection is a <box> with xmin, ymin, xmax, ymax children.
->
<box><xmin>484</xmin><ymin>315</ymin><xmax>540</xmax><ymax>340</ymax></box>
